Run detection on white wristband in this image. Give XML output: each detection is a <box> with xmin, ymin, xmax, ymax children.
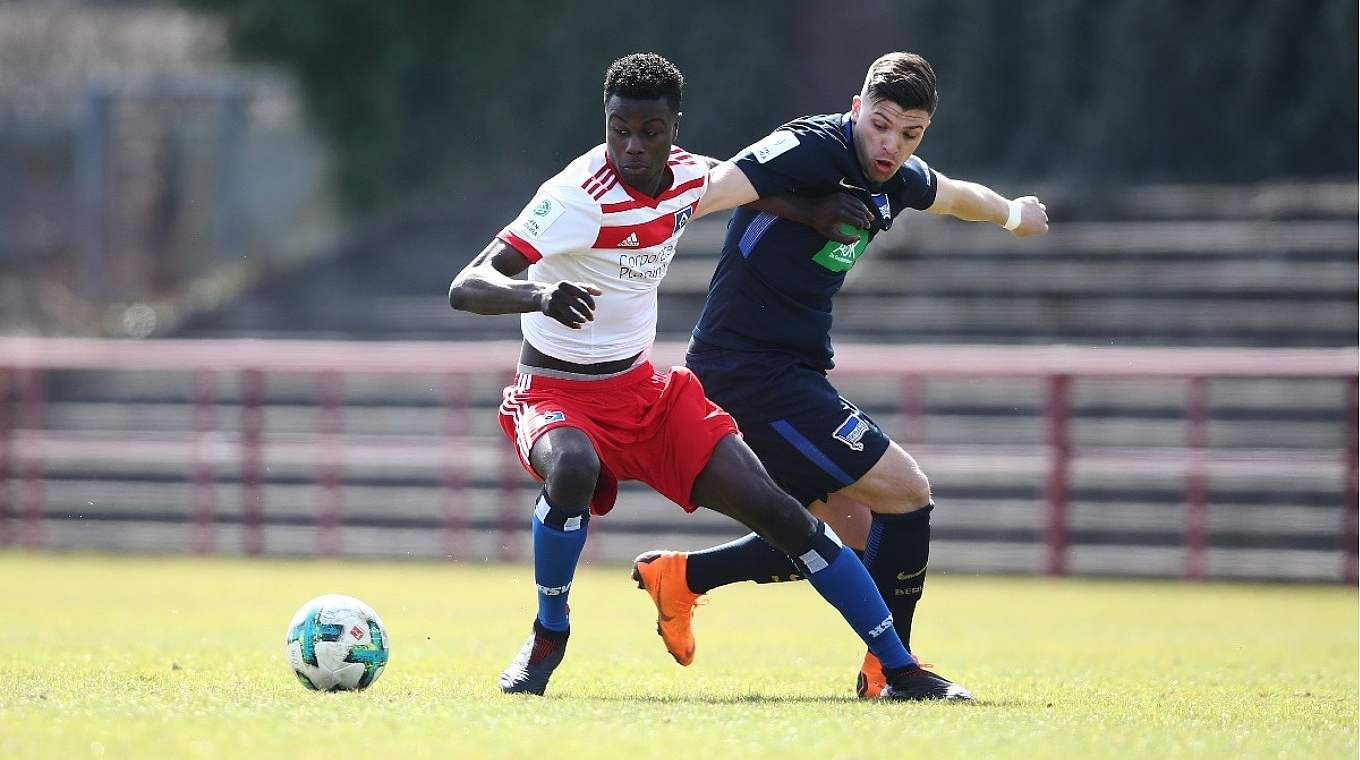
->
<box><xmin>1003</xmin><ymin>200</ymin><xmax>1023</xmax><ymax>231</ymax></box>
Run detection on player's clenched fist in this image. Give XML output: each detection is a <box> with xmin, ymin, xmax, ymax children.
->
<box><xmin>535</xmin><ymin>281</ymin><xmax>603</xmax><ymax>329</ymax></box>
<box><xmin>812</xmin><ymin>193</ymin><xmax>874</xmax><ymax>243</ymax></box>
<box><xmin>1010</xmin><ymin>196</ymin><xmax>1049</xmax><ymax>237</ymax></box>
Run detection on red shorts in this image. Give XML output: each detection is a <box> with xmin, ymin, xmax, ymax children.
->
<box><xmin>497</xmin><ymin>362</ymin><xmax>740</xmax><ymax>516</ymax></box>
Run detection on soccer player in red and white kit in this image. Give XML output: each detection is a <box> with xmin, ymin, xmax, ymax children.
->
<box><xmin>448</xmin><ymin>53</ymin><xmax>943</xmax><ymax>698</ymax></box>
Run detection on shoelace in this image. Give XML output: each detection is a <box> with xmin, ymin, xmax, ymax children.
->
<box><xmin>671</xmin><ymin>594</ymin><xmax>707</xmax><ymax>615</ymax></box>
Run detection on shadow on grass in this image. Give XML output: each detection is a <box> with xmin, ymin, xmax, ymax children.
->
<box><xmin>552</xmin><ymin>693</ymin><xmax>1044</xmax><ymax>707</ymax></box>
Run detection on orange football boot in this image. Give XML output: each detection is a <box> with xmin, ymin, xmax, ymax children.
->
<box><xmin>856</xmin><ymin>650</ymin><xmax>887</xmax><ymax>698</ymax></box>
<box><xmin>857</xmin><ymin>650</ymin><xmax>938</xmax><ymax>698</ymax></box>
<box><xmin>631</xmin><ymin>551</ymin><xmax>703</xmax><ymax>666</ymax></box>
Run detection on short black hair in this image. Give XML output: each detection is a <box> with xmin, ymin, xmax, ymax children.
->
<box><xmin>603</xmin><ymin>53</ymin><xmax>684</xmax><ymax>113</ymax></box>
<box><xmin>862</xmin><ymin>52</ymin><xmax>938</xmax><ymax>115</ymax></box>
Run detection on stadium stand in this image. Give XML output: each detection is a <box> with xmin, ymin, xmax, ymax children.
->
<box><xmin>175</xmin><ymin>183</ymin><xmax>1357</xmax><ymax>347</ymax></box>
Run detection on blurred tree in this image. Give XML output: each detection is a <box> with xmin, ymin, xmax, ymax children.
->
<box><xmin>181</xmin><ymin>0</ymin><xmax>1357</xmax><ymax>214</ymax></box>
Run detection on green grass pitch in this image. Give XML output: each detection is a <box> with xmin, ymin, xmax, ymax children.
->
<box><xmin>1</xmin><ymin>552</ymin><xmax>1355</xmax><ymax>759</ymax></box>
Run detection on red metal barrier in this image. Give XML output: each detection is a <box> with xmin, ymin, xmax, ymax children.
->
<box><xmin>0</xmin><ymin>338</ymin><xmax>1353</xmax><ymax>577</ymax></box>
<box><xmin>0</xmin><ymin>338</ymin><xmax>1349</xmax><ymax>377</ymax></box>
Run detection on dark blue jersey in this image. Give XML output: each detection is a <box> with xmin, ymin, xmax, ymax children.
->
<box><xmin>691</xmin><ymin>113</ymin><xmax>938</xmax><ymax>369</ymax></box>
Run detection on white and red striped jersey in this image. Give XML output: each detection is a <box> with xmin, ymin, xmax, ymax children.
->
<box><xmin>496</xmin><ymin>144</ymin><xmax>707</xmax><ymax>364</ymax></box>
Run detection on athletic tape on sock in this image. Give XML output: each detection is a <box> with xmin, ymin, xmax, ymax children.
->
<box><xmin>792</xmin><ymin>521</ymin><xmax>843</xmax><ymax>575</ymax></box>
<box><xmin>533</xmin><ymin>492</ymin><xmax>588</xmax><ymax>531</ymax></box>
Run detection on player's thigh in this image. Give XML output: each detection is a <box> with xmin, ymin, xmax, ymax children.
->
<box><xmin>836</xmin><ymin>440</ymin><xmax>931</xmax><ymax>514</ymax></box>
<box><xmin>690</xmin><ymin>434</ymin><xmax>817</xmax><ymax>554</ymax></box>
<box><xmin>712</xmin><ymin>395</ymin><xmax>892</xmax><ymax>511</ymax></box>
<box><xmin>809</xmin><ymin>493</ymin><xmax>873</xmax><ymax>550</ymax></box>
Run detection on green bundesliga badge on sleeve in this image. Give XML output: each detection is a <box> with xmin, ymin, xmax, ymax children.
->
<box><xmin>811</xmin><ymin>223</ymin><xmax>869</xmax><ymax>272</ymax></box>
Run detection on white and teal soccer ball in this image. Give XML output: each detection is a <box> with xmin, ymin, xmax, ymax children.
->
<box><xmin>284</xmin><ymin>594</ymin><xmax>390</xmax><ymax>691</ymax></box>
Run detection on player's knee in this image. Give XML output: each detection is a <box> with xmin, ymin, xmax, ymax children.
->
<box><xmin>900</xmin><ymin>468</ymin><xmax>931</xmax><ymax>511</ymax></box>
<box><xmin>748</xmin><ymin>489</ymin><xmax>818</xmax><ymax>556</ymax></box>
<box><xmin>864</xmin><ymin>466</ymin><xmax>931</xmax><ymax>515</ymax></box>
<box><xmin>536</xmin><ymin>439</ymin><xmax>599</xmax><ymax>508</ymax></box>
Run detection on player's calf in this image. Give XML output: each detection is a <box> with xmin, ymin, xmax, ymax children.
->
<box><xmin>527</xmin><ymin>430</ymin><xmax>597</xmax><ymax>633</ymax></box>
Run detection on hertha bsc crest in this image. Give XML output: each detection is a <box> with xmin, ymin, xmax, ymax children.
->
<box><xmin>833</xmin><ymin>413</ymin><xmax>870</xmax><ymax>451</ymax></box>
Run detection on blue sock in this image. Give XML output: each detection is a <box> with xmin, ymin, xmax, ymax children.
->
<box><xmin>531</xmin><ymin>490</ymin><xmax>589</xmax><ymax>633</ymax></box>
<box><xmin>791</xmin><ymin>521</ymin><xmax>915</xmax><ymax>670</ymax></box>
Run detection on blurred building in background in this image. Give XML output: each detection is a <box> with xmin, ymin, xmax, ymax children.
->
<box><xmin>0</xmin><ymin>0</ymin><xmax>1355</xmax><ymax>581</ymax></box>
<box><xmin>0</xmin><ymin>0</ymin><xmax>338</xmax><ymax>337</ymax></box>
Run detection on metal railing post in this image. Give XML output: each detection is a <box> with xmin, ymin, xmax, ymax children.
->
<box><xmin>315</xmin><ymin>371</ymin><xmax>344</xmax><ymax>557</ymax></box>
<box><xmin>215</xmin><ymin>88</ymin><xmax>248</xmax><ymax>264</ymax></box>
<box><xmin>239</xmin><ymin>369</ymin><xmax>266</xmax><ymax>555</ymax></box>
<box><xmin>499</xmin><ymin>450</ymin><xmax>522</xmax><ymax>562</ymax></box>
<box><xmin>191</xmin><ymin>369</ymin><xmax>218</xmax><ymax>554</ymax></box>
<box><xmin>0</xmin><ymin>369</ymin><xmax>10</xmax><ymax>546</ymax></box>
<box><xmin>899</xmin><ymin>375</ymin><xmax>925</xmax><ymax>449</ymax></box>
<box><xmin>443</xmin><ymin>373</ymin><xmax>468</xmax><ymax>561</ymax></box>
<box><xmin>1344</xmin><ymin>376</ymin><xmax>1358</xmax><ymax>584</ymax></box>
<box><xmin>1184</xmin><ymin>376</ymin><xmax>1210</xmax><ymax>580</ymax></box>
<box><xmin>19</xmin><ymin>369</ymin><xmax>45</xmax><ymax>549</ymax></box>
<box><xmin>76</xmin><ymin>87</ymin><xmax>112</xmax><ymax>303</ymax></box>
<box><xmin>1045</xmin><ymin>374</ymin><xmax>1071</xmax><ymax>576</ymax></box>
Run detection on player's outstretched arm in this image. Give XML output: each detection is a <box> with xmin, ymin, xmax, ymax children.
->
<box><xmin>448</xmin><ymin>240</ymin><xmax>602</xmax><ymax>329</ymax></box>
<box><xmin>928</xmin><ymin>173</ymin><xmax>1049</xmax><ymax>237</ymax></box>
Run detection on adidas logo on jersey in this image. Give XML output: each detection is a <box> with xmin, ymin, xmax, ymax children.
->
<box><xmin>619</xmin><ymin>232</ymin><xmax>640</xmax><ymax>248</ymax></box>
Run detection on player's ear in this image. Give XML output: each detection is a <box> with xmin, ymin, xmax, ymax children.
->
<box><xmin>850</xmin><ymin>94</ymin><xmax>862</xmax><ymax>119</ymax></box>
<box><xmin>672</xmin><ymin>110</ymin><xmax>682</xmax><ymax>140</ymax></box>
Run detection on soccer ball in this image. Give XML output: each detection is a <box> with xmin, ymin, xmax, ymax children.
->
<box><xmin>284</xmin><ymin>594</ymin><xmax>390</xmax><ymax>691</ymax></box>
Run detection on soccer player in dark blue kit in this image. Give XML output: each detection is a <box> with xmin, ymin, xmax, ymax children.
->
<box><xmin>633</xmin><ymin>51</ymin><xmax>1049</xmax><ymax>700</ymax></box>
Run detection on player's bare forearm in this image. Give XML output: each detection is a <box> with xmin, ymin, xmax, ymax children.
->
<box><xmin>929</xmin><ymin>176</ymin><xmax>1008</xmax><ymax>222</ymax></box>
<box><xmin>448</xmin><ymin>273</ymin><xmax>544</xmax><ymax>315</ymax></box>
<box><xmin>448</xmin><ymin>239</ymin><xmax>602</xmax><ymax>329</ymax></box>
<box><xmin>745</xmin><ymin>196</ymin><xmax>814</xmax><ymax>226</ymax></box>
<box><xmin>745</xmin><ymin>194</ymin><xmax>872</xmax><ymax>244</ymax></box>
<box><xmin>695</xmin><ymin>161</ymin><xmax>760</xmax><ymax>219</ymax></box>
<box><xmin>447</xmin><ymin>240</ymin><xmax>543</xmax><ymax>315</ymax></box>
<box><xmin>929</xmin><ymin>174</ymin><xmax>1049</xmax><ymax>237</ymax></box>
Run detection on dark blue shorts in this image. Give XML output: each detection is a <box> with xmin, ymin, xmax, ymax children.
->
<box><xmin>686</xmin><ymin>343</ymin><xmax>891</xmax><ymax>507</ymax></box>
